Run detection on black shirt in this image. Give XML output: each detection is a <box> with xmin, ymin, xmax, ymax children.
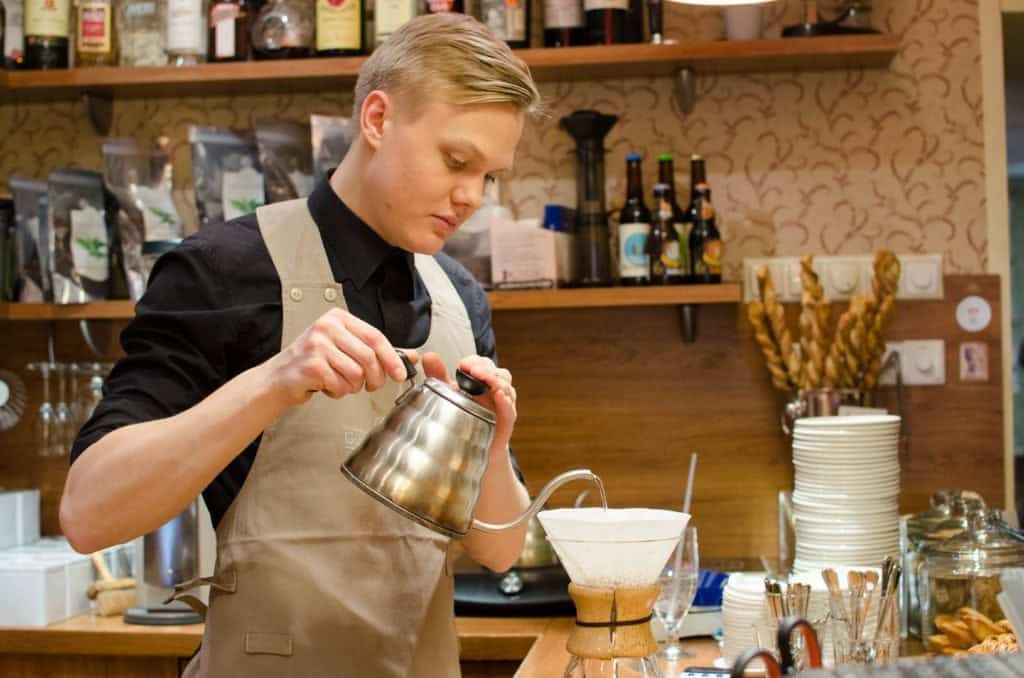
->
<box><xmin>70</xmin><ymin>179</ymin><xmax>501</xmax><ymax>528</ymax></box>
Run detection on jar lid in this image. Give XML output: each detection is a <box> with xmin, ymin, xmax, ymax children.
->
<box><xmin>914</xmin><ymin>494</ymin><xmax>987</xmax><ymax>544</ymax></box>
<box><xmin>925</xmin><ymin>510</ymin><xmax>1024</xmax><ymax>569</ymax></box>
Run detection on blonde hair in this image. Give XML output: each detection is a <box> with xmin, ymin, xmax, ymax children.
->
<box><xmin>353</xmin><ymin>14</ymin><xmax>543</xmax><ymax>120</ymax></box>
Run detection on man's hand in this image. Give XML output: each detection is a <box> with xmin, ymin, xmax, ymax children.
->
<box><xmin>264</xmin><ymin>308</ymin><xmax>417</xmax><ymax>406</ymax></box>
<box><xmin>420</xmin><ymin>352</ymin><xmax>517</xmax><ymax>452</ymax></box>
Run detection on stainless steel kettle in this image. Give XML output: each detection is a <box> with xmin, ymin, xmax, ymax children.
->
<box><xmin>340</xmin><ymin>354</ymin><xmax>600</xmax><ymax>539</ymax></box>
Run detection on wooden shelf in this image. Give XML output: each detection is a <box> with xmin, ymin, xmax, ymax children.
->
<box><xmin>489</xmin><ymin>283</ymin><xmax>740</xmax><ymax>310</ymax></box>
<box><xmin>0</xmin><ymin>285</ymin><xmax>738</xmax><ymax>320</ymax></box>
<box><xmin>0</xmin><ymin>35</ymin><xmax>899</xmax><ymax>99</ymax></box>
<box><xmin>0</xmin><ymin>301</ymin><xmax>136</xmax><ymax>320</ymax></box>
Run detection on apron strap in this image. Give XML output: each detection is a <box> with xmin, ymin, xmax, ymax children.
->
<box><xmin>166</xmin><ymin>570</ymin><xmax>239</xmax><ymax>620</ymax></box>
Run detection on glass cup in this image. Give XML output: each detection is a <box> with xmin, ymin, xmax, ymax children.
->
<box><xmin>753</xmin><ymin>618</ymin><xmax>826</xmax><ymax>672</ymax></box>
<box><xmin>828</xmin><ymin>591</ymin><xmax>899</xmax><ymax>665</ymax></box>
<box><xmin>654</xmin><ymin>526</ymin><xmax>699</xmax><ymax>661</ymax></box>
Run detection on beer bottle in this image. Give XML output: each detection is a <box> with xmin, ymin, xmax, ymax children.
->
<box><xmin>688</xmin><ymin>185</ymin><xmax>723</xmax><ymax>284</ymax></box>
<box><xmin>648</xmin><ymin>183</ymin><xmax>683</xmax><ymax>285</ymax></box>
<box><xmin>75</xmin><ymin>0</ymin><xmax>117</xmax><ymax>66</ymax></box>
<box><xmin>618</xmin><ymin>153</ymin><xmax>650</xmax><ymax>286</ymax></box>
<box><xmin>543</xmin><ymin>0</ymin><xmax>584</xmax><ymax>47</ymax></box>
<box><xmin>657</xmin><ymin>153</ymin><xmax>689</xmax><ymax>282</ymax></box>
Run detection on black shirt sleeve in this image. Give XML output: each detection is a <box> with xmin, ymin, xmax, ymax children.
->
<box><xmin>70</xmin><ymin>232</ymin><xmax>240</xmax><ymax>462</ymax></box>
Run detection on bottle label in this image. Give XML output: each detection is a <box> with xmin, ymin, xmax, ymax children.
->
<box><xmin>211</xmin><ymin>3</ymin><xmax>239</xmax><ymax>58</ymax></box>
<box><xmin>222</xmin><ymin>165</ymin><xmax>266</xmax><ymax>221</ymax></box>
<box><xmin>5</xmin><ymin>1</ymin><xmax>24</xmax><ymax>61</ymax></box>
<box><xmin>25</xmin><ymin>0</ymin><xmax>70</xmax><ymax>39</ymax></box>
<box><xmin>583</xmin><ymin>0</ymin><xmax>627</xmax><ymax>12</ymax></box>
<box><xmin>167</xmin><ymin>0</ymin><xmax>204</xmax><ymax>52</ymax></box>
<box><xmin>618</xmin><ymin>221</ymin><xmax>649</xmax><ymax>279</ymax></box>
<box><xmin>375</xmin><ymin>0</ymin><xmax>414</xmax><ymax>40</ymax></box>
<box><xmin>70</xmin><ymin>204</ymin><xmax>109</xmax><ymax>282</ymax></box>
<box><xmin>505</xmin><ymin>0</ymin><xmax>526</xmax><ymax>40</ymax></box>
<box><xmin>674</xmin><ymin>222</ymin><xmax>690</xmax><ymax>275</ymax></box>
<box><xmin>317</xmin><ymin>0</ymin><xmax>361</xmax><ymax>51</ymax></box>
<box><xmin>661</xmin><ymin>239</ymin><xmax>682</xmax><ymax>275</ymax></box>
<box><xmin>124</xmin><ymin>1</ymin><xmax>157</xmax><ymax>18</ymax></box>
<box><xmin>544</xmin><ymin>0</ymin><xmax>582</xmax><ymax>28</ymax></box>
<box><xmin>78</xmin><ymin>2</ymin><xmax>111</xmax><ymax>53</ymax></box>
<box><xmin>427</xmin><ymin>0</ymin><xmax>454</xmax><ymax>13</ymax></box>
<box><xmin>696</xmin><ymin>238</ymin><xmax>723</xmax><ymax>275</ymax></box>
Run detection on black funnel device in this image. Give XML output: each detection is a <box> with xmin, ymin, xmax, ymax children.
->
<box><xmin>560</xmin><ymin>110</ymin><xmax>618</xmax><ymax>287</ymax></box>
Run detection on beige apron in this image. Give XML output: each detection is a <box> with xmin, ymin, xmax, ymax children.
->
<box><xmin>179</xmin><ymin>198</ymin><xmax>475</xmax><ymax>677</ymax></box>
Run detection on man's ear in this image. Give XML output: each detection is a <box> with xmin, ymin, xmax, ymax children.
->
<box><xmin>360</xmin><ymin>90</ymin><xmax>390</xmax><ymax>150</ymax></box>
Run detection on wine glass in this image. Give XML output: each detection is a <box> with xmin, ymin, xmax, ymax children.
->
<box><xmin>26</xmin><ymin>362</ymin><xmax>56</xmax><ymax>457</ymax></box>
<box><xmin>654</xmin><ymin>526</ymin><xmax>699</xmax><ymax>662</ymax></box>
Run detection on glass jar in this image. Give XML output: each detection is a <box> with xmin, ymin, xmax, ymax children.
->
<box><xmin>251</xmin><ymin>0</ymin><xmax>313</xmax><ymax>59</ymax></box>
<box><xmin>118</xmin><ymin>0</ymin><xmax>167</xmax><ymax>66</ymax></box>
<box><xmin>918</xmin><ymin>509</ymin><xmax>1024</xmax><ymax>638</ymax></box>
<box><xmin>901</xmin><ymin>490</ymin><xmax>985</xmax><ymax>638</ymax></box>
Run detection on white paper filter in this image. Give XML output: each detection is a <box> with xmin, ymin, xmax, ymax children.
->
<box><xmin>537</xmin><ymin>508</ymin><xmax>690</xmax><ymax>588</ymax></box>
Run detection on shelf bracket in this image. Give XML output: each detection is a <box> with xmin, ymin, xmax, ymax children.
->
<box><xmin>673</xmin><ymin>67</ymin><xmax>697</xmax><ymax>115</ymax></box>
<box><xmin>82</xmin><ymin>91</ymin><xmax>114</xmax><ymax>136</ymax></box>
<box><xmin>678</xmin><ymin>304</ymin><xmax>699</xmax><ymax>343</ymax></box>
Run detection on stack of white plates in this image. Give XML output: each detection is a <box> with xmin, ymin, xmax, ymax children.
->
<box><xmin>791</xmin><ymin>415</ymin><xmax>901</xmax><ymax>573</ymax></box>
<box><xmin>720</xmin><ymin>572</ymin><xmax>770</xmax><ymax>664</ymax></box>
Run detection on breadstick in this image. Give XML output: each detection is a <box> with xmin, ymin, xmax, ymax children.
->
<box><xmin>748</xmin><ymin>300</ymin><xmax>792</xmax><ymax>391</ymax></box>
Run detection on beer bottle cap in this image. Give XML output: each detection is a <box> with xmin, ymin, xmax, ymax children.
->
<box><xmin>626</xmin><ymin>153</ymin><xmax>641</xmax><ymax>162</ymax></box>
<box><xmin>657</xmin><ymin>153</ymin><xmax>673</xmax><ymax>162</ymax></box>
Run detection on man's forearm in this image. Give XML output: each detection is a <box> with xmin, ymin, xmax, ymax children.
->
<box><xmin>60</xmin><ymin>363</ymin><xmax>290</xmax><ymax>553</ymax></box>
<box><xmin>462</xmin><ymin>447</ymin><xmax>530</xmax><ymax>573</ymax></box>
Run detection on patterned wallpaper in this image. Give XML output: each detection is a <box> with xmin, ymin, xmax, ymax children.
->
<box><xmin>0</xmin><ymin>0</ymin><xmax>987</xmax><ymax>279</ymax></box>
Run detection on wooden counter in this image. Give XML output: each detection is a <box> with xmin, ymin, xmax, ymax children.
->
<box><xmin>0</xmin><ymin>614</ymin><xmax>723</xmax><ymax>677</ymax></box>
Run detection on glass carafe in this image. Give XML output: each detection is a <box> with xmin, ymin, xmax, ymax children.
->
<box><xmin>919</xmin><ymin>509</ymin><xmax>1024</xmax><ymax>637</ymax></box>
<box><xmin>564</xmin><ymin>657</ymin><xmax>662</xmax><ymax>677</ymax></box>
<box><xmin>251</xmin><ymin>0</ymin><xmax>314</xmax><ymax>59</ymax></box>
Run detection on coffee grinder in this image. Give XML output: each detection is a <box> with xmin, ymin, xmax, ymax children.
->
<box><xmin>560</xmin><ymin>110</ymin><xmax>618</xmax><ymax>287</ymax></box>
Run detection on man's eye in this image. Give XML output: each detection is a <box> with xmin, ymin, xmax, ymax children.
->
<box><xmin>446</xmin><ymin>155</ymin><xmax>466</xmax><ymax>170</ymax></box>
<box><xmin>485</xmin><ymin>174</ymin><xmax>497</xmax><ymax>185</ymax></box>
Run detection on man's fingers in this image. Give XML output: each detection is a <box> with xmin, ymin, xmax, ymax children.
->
<box><xmin>421</xmin><ymin>352</ymin><xmax>451</xmax><ymax>384</ymax></box>
<box><xmin>342</xmin><ymin>312</ymin><xmax>409</xmax><ymax>383</ymax></box>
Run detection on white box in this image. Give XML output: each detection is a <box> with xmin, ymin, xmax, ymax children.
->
<box><xmin>0</xmin><ymin>556</ymin><xmax>67</xmax><ymax>626</ymax></box>
<box><xmin>0</xmin><ymin>490</ymin><xmax>41</xmax><ymax>550</ymax></box>
<box><xmin>490</xmin><ymin>218</ymin><xmax>560</xmax><ymax>288</ymax></box>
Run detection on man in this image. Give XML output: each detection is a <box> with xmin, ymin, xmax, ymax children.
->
<box><xmin>60</xmin><ymin>13</ymin><xmax>541</xmax><ymax>677</ymax></box>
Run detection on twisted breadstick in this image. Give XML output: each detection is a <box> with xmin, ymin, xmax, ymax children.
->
<box><xmin>799</xmin><ymin>256</ymin><xmax>828</xmax><ymax>390</ymax></box>
<box><xmin>863</xmin><ymin>293</ymin><xmax>896</xmax><ymax>390</ymax></box>
<box><xmin>873</xmin><ymin>250</ymin><xmax>900</xmax><ymax>299</ymax></box>
<box><xmin>757</xmin><ymin>266</ymin><xmax>799</xmax><ymax>389</ymax></box>
<box><xmin>748</xmin><ymin>300</ymin><xmax>792</xmax><ymax>391</ymax></box>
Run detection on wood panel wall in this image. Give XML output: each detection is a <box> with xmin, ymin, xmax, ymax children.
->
<box><xmin>0</xmin><ymin>275</ymin><xmax>1004</xmax><ymax>561</ymax></box>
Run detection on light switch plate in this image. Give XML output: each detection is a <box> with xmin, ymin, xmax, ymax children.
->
<box><xmin>900</xmin><ymin>339</ymin><xmax>946</xmax><ymax>385</ymax></box>
<box><xmin>742</xmin><ymin>254</ymin><xmax>944</xmax><ymax>302</ymax></box>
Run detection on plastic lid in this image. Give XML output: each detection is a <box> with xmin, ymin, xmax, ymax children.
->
<box><xmin>626</xmin><ymin>153</ymin><xmax>641</xmax><ymax>161</ymax></box>
<box><xmin>657</xmin><ymin>153</ymin><xmax>673</xmax><ymax>162</ymax></box>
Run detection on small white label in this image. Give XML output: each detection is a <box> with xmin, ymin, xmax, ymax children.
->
<box><xmin>167</xmin><ymin>0</ymin><xmax>205</xmax><ymax>52</ymax></box>
<box><xmin>0</xmin><ymin>380</ymin><xmax>9</xmax><ymax>408</ymax></box>
<box><xmin>71</xmin><ymin>205</ymin><xmax>110</xmax><ymax>282</ymax></box>
<box><xmin>618</xmin><ymin>222</ymin><xmax>649</xmax><ymax>278</ymax></box>
<box><xmin>545</xmin><ymin>0</ymin><xmax>582</xmax><ymax>28</ymax></box>
<box><xmin>215</xmin><ymin>17</ymin><xmax>235</xmax><ymax>58</ymax></box>
<box><xmin>956</xmin><ymin>295</ymin><xmax>992</xmax><ymax>333</ymax></box>
<box><xmin>222</xmin><ymin>164</ymin><xmax>266</xmax><ymax>220</ymax></box>
<box><xmin>959</xmin><ymin>342</ymin><xmax>989</xmax><ymax>382</ymax></box>
<box><xmin>132</xmin><ymin>186</ymin><xmax>182</xmax><ymax>241</ymax></box>
<box><xmin>583</xmin><ymin>0</ymin><xmax>627</xmax><ymax>11</ymax></box>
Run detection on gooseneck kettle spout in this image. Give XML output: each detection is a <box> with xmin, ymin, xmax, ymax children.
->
<box><xmin>340</xmin><ymin>354</ymin><xmax>602</xmax><ymax>539</ymax></box>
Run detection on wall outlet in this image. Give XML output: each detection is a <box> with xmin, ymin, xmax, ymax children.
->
<box><xmin>900</xmin><ymin>339</ymin><xmax>946</xmax><ymax>386</ymax></box>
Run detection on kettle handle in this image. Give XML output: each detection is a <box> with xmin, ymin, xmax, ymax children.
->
<box><xmin>471</xmin><ymin>469</ymin><xmax>600</xmax><ymax>533</ymax></box>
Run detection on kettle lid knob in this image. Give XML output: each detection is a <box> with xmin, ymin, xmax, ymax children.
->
<box><xmin>456</xmin><ymin>369</ymin><xmax>488</xmax><ymax>396</ymax></box>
